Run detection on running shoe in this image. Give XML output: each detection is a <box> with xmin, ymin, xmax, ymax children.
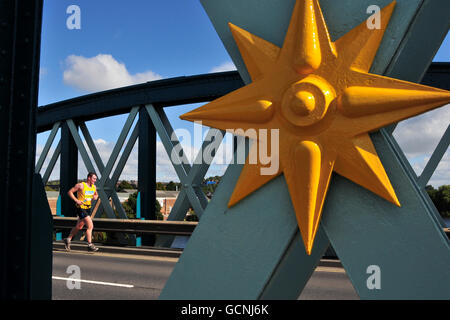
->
<box><xmin>87</xmin><ymin>243</ymin><xmax>99</xmax><ymax>252</ymax></box>
<box><xmin>63</xmin><ymin>238</ymin><xmax>71</xmax><ymax>251</ymax></box>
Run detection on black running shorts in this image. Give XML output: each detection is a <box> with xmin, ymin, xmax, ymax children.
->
<box><xmin>77</xmin><ymin>207</ymin><xmax>92</xmax><ymax>219</ymax></box>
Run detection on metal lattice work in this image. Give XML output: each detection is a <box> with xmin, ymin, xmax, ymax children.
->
<box><xmin>146</xmin><ymin>104</ymin><xmax>225</xmax><ymax>219</ymax></box>
<box><xmin>35</xmin><ymin>109</ymin><xmax>217</xmax><ymax>222</ymax></box>
<box><xmin>160</xmin><ymin>0</ymin><xmax>450</xmax><ymax>300</ymax></box>
<box><xmin>383</xmin><ymin>127</ymin><xmax>449</xmax><ymax>229</ymax></box>
<box><xmin>416</xmin><ymin>124</ymin><xmax>450</xmax><ymax>188</ymax></box>
<box><xmin>36</xmin><ymin>66</ymin><xmax>449</xmax><ymax>247</ymax></box>
<box><xmin>35</xmin><ymin>73</ymin><xmax>243</xmax><ymax>246</ymax></box>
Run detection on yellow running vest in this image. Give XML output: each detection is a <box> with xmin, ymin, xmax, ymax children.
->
<box><xmin>77</xmin><ymin>182</ymin><xmax>96</xmax><ymax>209</ymax></box>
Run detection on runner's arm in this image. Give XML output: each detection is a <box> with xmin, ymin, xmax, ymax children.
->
<box><xmin>68</xmin><ymin>183</ymin><xmax>83</xmax><ymax>205</ymax></box>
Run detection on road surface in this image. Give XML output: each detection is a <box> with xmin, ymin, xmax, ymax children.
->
<box><xmin>52</xmin><ymin>249</ymin><xmax>358</xmax><ymax>300</ymax></box>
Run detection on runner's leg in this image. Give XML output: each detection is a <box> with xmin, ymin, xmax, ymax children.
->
<box><xmin>67</xmin><ymin>218</ymin><xmax>85</xmax><ymax>241</ymax></box>
<box><xmin>84</xmin><ymin>216</ymin><xmax>94</xmax><ymax>244</ymax></box>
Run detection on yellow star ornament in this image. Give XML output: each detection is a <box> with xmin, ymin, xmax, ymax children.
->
<box><xmin>181</xmin><ymin>0</ymin><xmax>450</xmax><ymax>254</ymax></box>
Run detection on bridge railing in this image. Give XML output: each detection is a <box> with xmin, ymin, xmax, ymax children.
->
<box><xmin>53</xmin><ymin>216</ymin><xmax>449</xmax><ymax>240</ymax></box>
<box><xmin>53</xmin><ymin>216</ymin><xmax>197</xmax><ymax>236</ymax></box>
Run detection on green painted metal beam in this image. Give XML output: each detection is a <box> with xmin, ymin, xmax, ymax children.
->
<box><xmin>37</xmin><ymin>72</ymin><xmax>244</xmax><ymax>133</ymax></box>
<box><xmin>146</xmin><ymin>104</ymin><xmax>213</xmax><ymax>220</ymax></box>
<box><xmin>79</xmin><ymin>120</ymin><xmax>138</xmax><ymax>220</ymax></box>
<box><xmin>417</xmin><ymin>124</ymin><xmax>450</xmax><ymax>188</ymax></box>
<box><xmin>138</xmin><ymin>105</ymin><xmax>157</xmax><ymax>245</ymax></box>
<box><xmin>60</xmin><ymin>122</ymin><xmax>78</xmax><ymax>219</ymax></box>
<box><xmin>30</xmin><ymin>174</ymin><xmax>53</xmax><ymax>299</ymax></box>
<box><xmin>161</xmin><ymin>0</ymin><xmax>450</xmax><ymax>299</ymax></box>
<box><xmin>97</xmin><ymin>107</ymin><xmax>139</xmax><ymax>188</ymax></box>
<box><xmin>80</xmin><ymin>122</ymin><xmax>104</xmax><ymax>173</ymax></box>
<box><xmin>0</xmin><ymin>0</ymin><xmax>45</xmax><ymax>299</ymax></box>
<box><xmin>146</xmin><ymin>105</ymin><xmax>191</xmax><ymax>183</ymax></box>
<box><xmin>66</xmin><ymin>119</ymin><xmax>116</xmax><ymax>219</ymax></box>
<box><xmin>42</xmin><ymin>140</ymin><xmax>61</xmax><ymax>185</ymax></box>
<box><xmin>35</xmin><ymin>122</ymin><xmax>60</xmax><ymax>174</ymax></box>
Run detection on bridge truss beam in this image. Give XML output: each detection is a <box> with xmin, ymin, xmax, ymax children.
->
<box><xmin>0</xmin><ymin>0</ymin><xmax>51</xmax><ymax>299</ymax></box>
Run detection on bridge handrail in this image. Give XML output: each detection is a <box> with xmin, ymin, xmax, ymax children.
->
<box><xmin>53</xmin><ymin>216</ymin><xmax>449</xmax><ymax>238</ymax></box>
<box><xmin>53</xmin><ymin>216</ymin><xmax>197</xmax><ymax>236</ymax></box>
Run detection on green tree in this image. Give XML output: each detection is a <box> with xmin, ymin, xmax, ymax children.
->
<box><xmin>202</xmin><ymin>176</ymin><xmax>222</xmax><ymax>194</ymax></box>
<box><xmin>435</xmin><ymin>185</ymin><xmax>450</xmax><ymax>217</ymax></box>
<box><xmin>123</xmin><ymin>191</ymin><xmax>164</xmax><ymax>220</ymax></box>
<box><xmin>46</xmin><ymin>180</ymin><xmax>60</xmax><ymax>191</ymax></box>
<box><xmin>426</xmin><ymin>185</ymin><xmax>450</xmax><ymax>218</ymax></box>
<box><xmin>123</xmin><ymin>191</ymin><xmax>138</xmax><ymax>218</ymax></box>
<box><xmin>155</xmin><ymin>200</ymin><xmax>163</xmax><ymax>220</ymax></box>
<box><xmin>156</xmin><ymin>182</ymin><xmax>166</xmax><ymax>190</ymax></box>
<box><xmin>426</xmin><ymin>185</ymin><xmax>438</xmax><ymax>203</ymax></box>
<box><xmin>166</xmin><ymin>181</ymin><xmax>177</xmax><ymax>191</ymax></box>
<box><xmin>185</xmin><ymin>213</ymin><xmax>199</xmax><ymax>222</ymax></box>
<box><xmin>116</xmin><ymin>180</ymin><xmax>134</xmax><ymax>192</ymax></box>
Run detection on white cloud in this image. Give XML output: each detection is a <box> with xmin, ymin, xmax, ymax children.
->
<box><xmin>39</xmin><ymin>67</ymin><xmax>48</xmax><ymax>79</ymax></box>
<box><xmin>411</xmin><ymin>152</ymin><xmax>450</xmax><ymax>187</ymax></box>
<box><xmin>209</xmin><ymin>61</ymin><xmax>237</xmax><ymax>73</ymax></box>
<box><xmin>63</xmin><ymin>54</ymin><xmax>163</xmax><ymax>93</ymax></box>
<box><xmin>393</xmin><ymin>104</ymin><xmax>450</xmax><ymax>186</ymax></box>
<box><xmin>431</xmin><ymin>154</ymin><xmax>450</xmax><ymax>187</ymax></box>
<box><xmin>393</xmin><ymin>105</ymin><xmax>449</xmax><ymax>158</ymax></box>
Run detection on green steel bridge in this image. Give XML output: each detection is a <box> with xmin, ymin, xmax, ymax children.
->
<box><xmin>1</xmin><ymin>0</ymin><xmax>449</xmax><ymax>300</ymax></box>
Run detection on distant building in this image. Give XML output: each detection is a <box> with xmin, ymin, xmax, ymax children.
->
<box><xmin>46</xmin><ymin>191</ymin><xmax>59</xmax><ymax>215</ymax></box>
<box><xmin>156</xmin><ymin>190</ymin><xmax>179</xmax><ymax>220</ymax></box>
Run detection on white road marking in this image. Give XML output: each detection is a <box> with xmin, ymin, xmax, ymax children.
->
<box><xmin>52</xmin><ymin>276</ymin><xmax>134</xmax><ymax>288</ymax></box>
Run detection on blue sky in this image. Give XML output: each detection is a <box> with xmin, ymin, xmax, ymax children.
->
<box><xmin>38</xmin><ymin>0</ymin><xmax>239</xmax><ymax>181</ymax></box>
<box><xmin>39</xmin><ymin>0</ymin><xmax>233</xmax><ymax>105</ymax></box>
<box><xmin>37</xmin><ymin>0</ymin><xmax>450</xmax><ymax>184</ymax></box>
<box><xmin>38</xmin><ymin>0</ymin><xmax>236</xmax><ymax>144</ymax></box>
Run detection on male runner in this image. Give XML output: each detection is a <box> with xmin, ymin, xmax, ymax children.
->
<box><xmin>64</xmin><ymin>172</ymin><xmax>99</xmax><ymax>252</ymax></box>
